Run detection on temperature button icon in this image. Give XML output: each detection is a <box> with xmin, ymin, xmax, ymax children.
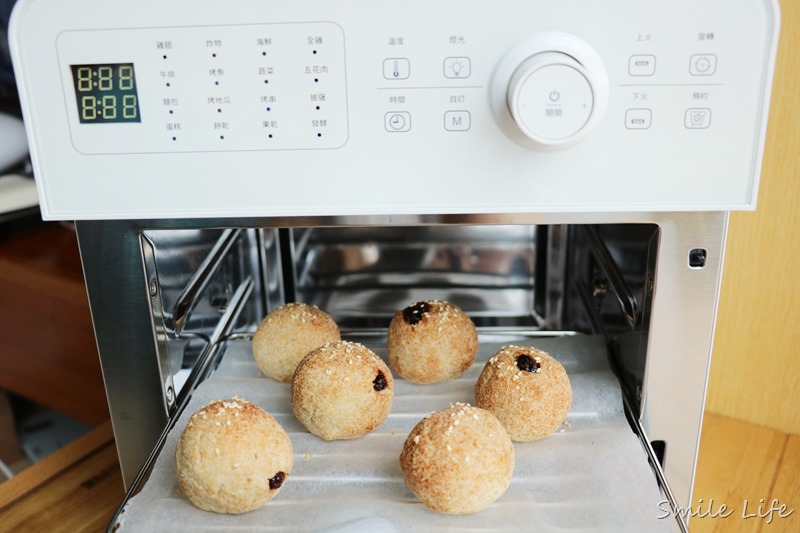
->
<box><xmin>383</xmin><ymin>58</ymin><xmax>410</xmax><ymax>80</ymax></box>
<box><xmin>444</xmin><ymin>57</ymin><xmax>471</xmax><ymax>79</ymax></box>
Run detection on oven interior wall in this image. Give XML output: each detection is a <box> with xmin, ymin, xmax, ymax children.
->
<box><xmin>142</xmin><ymin>223</ymin><xmax>659</xmax><ymax>424</ymax></box>
<box><xmin>286</xmin><ymin>225</ymin><xmax>541</xmax><ymax>330</ymax></box>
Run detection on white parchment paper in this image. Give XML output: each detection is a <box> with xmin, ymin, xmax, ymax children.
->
<box><xmin>117</xmin><ymin>333</ymin><xmax>675</xmax><ymax>532</ymax></box>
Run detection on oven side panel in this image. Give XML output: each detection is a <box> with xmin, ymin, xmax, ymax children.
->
<box><xmin>75</xmin><ymin>220</ymin><xmax>169</xmax><ymax>487</ymax></box>
<box><xmin>641</xmin><ymin>211</ymin><xmax>728</xmax><ymax>512</ymax></box>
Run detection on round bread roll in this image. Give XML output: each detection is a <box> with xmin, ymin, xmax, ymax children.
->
<box><xmin>387</xmin><ymin>300</ymin><xmax>478</xmax><ymax>384</ymax></box>
<box><xmin>400</xmin><ymin>403</ymin><xmax>514</xmax><ymax>514</ymax></box>
<box><xmin>175</xmin><ymin>397</ymin><xmax>294</xmax><ymax>514</ymax></box>
<box><xmin>292</xmin><ymin>341</ymin><xmax>394</xmax><ymax>440</ymax></box>
<box><xmin>252</xmin><ymin>302</ymin><xmax>340</xmax><ymax>383</ymax></box>
<box><xmin>475</xmin><ymin>345</ymin><xmax>572</xmax><ymax>442</ymax></box>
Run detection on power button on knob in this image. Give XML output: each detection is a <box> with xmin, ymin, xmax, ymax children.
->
<box><xmin>507</xmin><ymin>52</ymin><xmax>595</xmax><ymax>146</ymax></box>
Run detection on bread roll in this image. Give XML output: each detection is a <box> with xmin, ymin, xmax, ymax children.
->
<box><xmin>475</xmin><ymin>345</ymin><xmax>572</xmax><ymax>441</ymax></box>
<box><xmin>399</xmin><ymin>403</ymin><xmax>514</xmax><ymax>514</ymax></box>
<box><xmin>175</xmin><ymin>397</ymin><xmax>293</xmax><ymax>514</ymax></box>
<box><xmin>252</xmin><ymin>302</ymin><xmax>340</xmax><ymax>383</ymax></box>
<box><xmin>292</xmin><ymin>341</ymin><xmax>394</xmax><ymax>440</ymax></box>
<box><xmin>387</xmin><ymin>300</ymin><xmax>478</xmax><ymax>384</ymax></box>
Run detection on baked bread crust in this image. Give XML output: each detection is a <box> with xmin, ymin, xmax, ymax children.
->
<box><xmin>475</xmin><ymin>345</ymin><xmax>572</xmax><ymax>442</ymax></box>
<box><xmin>399</xmin><ymin>403</ymin><xmax>514</xmax><ymax>514</ymax></box>
<box><xmin>251</xmin><ymin>302</ymin><xmax>341</xmax><ymax>383</ymax></box>
<box><xmin>175</xmin><ymin>397</ymin><xmax>294</xmax><ymax>514</ymax></box>
<box><xmin>292</xmin><ymin>341</ymin><xmax>394</xmax><ymax>440</ymax></box>
<box><xmin>387</xmin><ymin>300</ymin><xmax>478</xmax><ymax>384</ymax></box>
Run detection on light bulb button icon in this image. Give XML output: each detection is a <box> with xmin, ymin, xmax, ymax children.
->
<box><xmin>444</xmin><ymin>57</ymin><xmax>471</xmax><ymax>79</ymax></box>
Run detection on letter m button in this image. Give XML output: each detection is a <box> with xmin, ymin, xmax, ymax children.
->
<box><xmin>444</xmin><ymin>110</ymin><xmax>471</xmax><ymax>131</ymax></box>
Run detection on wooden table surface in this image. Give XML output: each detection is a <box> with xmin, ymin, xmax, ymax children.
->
<box><xmin>0</xmin><ymin>413</ymin><xmax>796</xmax><ymax>532</ymax></box>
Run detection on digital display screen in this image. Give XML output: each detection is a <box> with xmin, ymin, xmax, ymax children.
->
<box><xmin>70</xmin><ymin>63</ymin><xmax>141</xmax><ymax>123</ymax></box>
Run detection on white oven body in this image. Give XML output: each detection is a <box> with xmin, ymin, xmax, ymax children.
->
<box><xmin>10</xmin><ymin>0</ymin><xmax>778</xmax><ymax>220</ymax></box>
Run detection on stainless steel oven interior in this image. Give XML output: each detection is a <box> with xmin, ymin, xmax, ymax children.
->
<box><xmin>75</xmin><ymin>211</ymin><xmax>725</xmax><ymax>526</ymax></box>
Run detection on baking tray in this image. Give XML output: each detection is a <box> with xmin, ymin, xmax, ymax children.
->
<box><xmin>115</xmin><ymin>332</ymin><xmax>674</xmax><ymax>532</ymax></box>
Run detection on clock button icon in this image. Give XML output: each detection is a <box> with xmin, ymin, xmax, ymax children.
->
<box><xmin>385</xmin><ymin>111</ymin><xmax>411</xmax><ymax>132</ymax></box>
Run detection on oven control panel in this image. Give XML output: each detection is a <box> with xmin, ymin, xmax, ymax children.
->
<box><xmin>57</xmin><ymin>23</ymin><xmax>349</xmax><ymax>153</ymax></box>
<box><xmin>10</xmin><ymin>0</ymin><xmax>779</xmax><ymax>219</ymax></box>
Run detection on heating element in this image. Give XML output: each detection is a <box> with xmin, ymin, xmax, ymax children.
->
<box><xmin>9</xmin><ymin>0</ymin><xmax>780</xmax><ymax>530</ymax></box>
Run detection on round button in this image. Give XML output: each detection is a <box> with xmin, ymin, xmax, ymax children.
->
<box><xmin>507</xmin><ymin>52</ymin><xmax>595</xmax><ymax>146</ymax></box>
<box><xmin>389</xmin><ymin>113</ymin><xmax>406</xmax><ymax>130</ymax></box>
<box><xmin>694</xmin><ymin>57</ymin><xmax>711</xmax><ymax>73</ymax></box>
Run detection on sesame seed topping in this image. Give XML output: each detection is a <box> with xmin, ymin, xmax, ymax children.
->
<box><xmin>413</xmin><ymin>435</ymin><xmax>420</xmax><ymax>444</ymax></box>
<box><xmin>446</xmin><ymin>445</ymin><xmax>452</xmax><ymax>452</ymax></box>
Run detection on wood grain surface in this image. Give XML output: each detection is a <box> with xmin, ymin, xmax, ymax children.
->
<box><xmin>0</xmin><ymin>223</ymin><xmax>108</xmax><ymax>425</ymax></box>
<box><xmin>706</xmin><ymin>0</ymin><xmax>800</xmax><ymax>434</ymax></box>
<box><xmin>692</xmin><ymin>413</ymin><xmax>798</xmax><ymax>532</ymax></box>
<box><xmin>0</xmin><ymin>420</ymin><xmax>123</xmax><ymax>532</ymax></box>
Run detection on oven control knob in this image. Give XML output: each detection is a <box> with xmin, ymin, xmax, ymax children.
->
<box><xmin>507</xmin><ymin>52</ymin><xmax>597</xmax><ymax>147</ymax></box>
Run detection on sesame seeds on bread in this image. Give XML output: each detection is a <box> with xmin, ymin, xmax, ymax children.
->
<box><xmin>475</xmin><ymin>345</ymin><xmax>572</xmax><ymax>442</ymax></box>
<box><xmin>251</xmin><ymin>302</ymin><xmax>341</xmax><ymax>383</ymax></box>
<box><xmin>387</xmin><ymin>300</ymin><xmax>478</xmax><ymax>384</ymax></box>
<box><xmin>399</xmin><ymin>403</ymin><xmax>514</xmax><ymax>514</ymax></box>
<box><xmin>175</xmin><ymin>397</ymin><xmax>294</xmax><ymax>514</ymax></box>
<box><xmin>292</xmin><ymin>341</ymin><xmax>394</xmax><ymax>440</ymax></box>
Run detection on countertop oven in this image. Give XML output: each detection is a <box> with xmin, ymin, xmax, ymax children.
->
<box><xmin>9</xmin><ymin>0</ymin><xmax>779</xmax><ymax>530</ymax></box>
